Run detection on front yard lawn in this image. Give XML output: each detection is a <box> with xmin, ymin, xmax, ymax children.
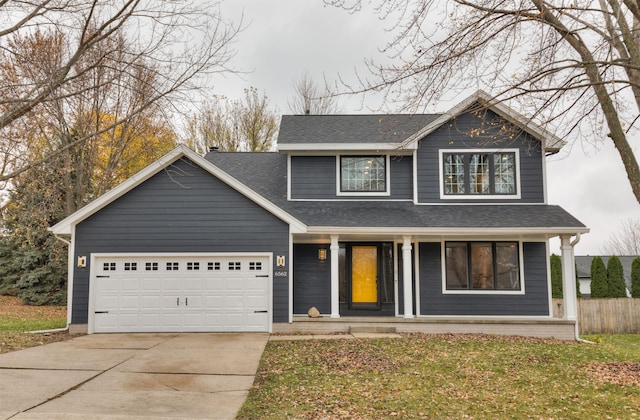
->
<box><xmin>0</xmin><ymin>296</ymin><xmax>70</xmax><ymax>354</ymax></box>
<box><xmin>238</xmin><ymin>333</ymin><xmax>640</xmax><ymax>419</ymax></box>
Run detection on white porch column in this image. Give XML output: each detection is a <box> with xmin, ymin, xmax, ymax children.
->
<box><xmin>402</xmin><ymin>236</ymin><xmax>414</xmax><ymax>318</ymax></box>
<box><xmin>560</xmin><ymin>234</ymin><xmax>578</xmax><ymax>321</ymax></box>
<box><xmin>330</xmin><ymin>235</ymin><xmax>340</xmax><ymax>318</ymax></box>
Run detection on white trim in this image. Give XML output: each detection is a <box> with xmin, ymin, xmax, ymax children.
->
<box><xmin>50</xmin><ymin>145</ymin><xmax>307</xmax><ymax>235</ymax></box>
<box><xmin>67</xmin><ymin>229</ymin><xmax>75</xmax><ymax>326</ymax></box>
<box><xmin>414</xmin><ymin>241</ymin><xmax>421</xmax><ymax>316</ymax></box>
<box><xmin>288</xmin><ymin>231</ymin><xmax>294</xmax><ymax>324</ymax></box>
<box><xmin>336</xmin><ymin>155</ymin><xmax>391</xmax><ymax>197</ymax></box>
<box><xmin>412</xmin><ymin>150</ymin><xmax>418</xmax><ymax>204</ymax></box>
<box><xmin>287</xmin><ymin>154</ymin><xmax>292</xmax><ymax>201</ymax></box>
<box><xmin>88</xmin><ymin>252</ymin><xmax>273</xmax><ymax>334</ymax></box>
<box><xmin>438</xmin><ymin>148</ymin><xmax>521</xmax><ymax>200</ymax></box>
<box><xmin>278</xmin><ymin>142</ymin><xmax>415</xmax><ymax>152</ymax></box>
<box><xmin>545</xmin><ymin>240</ymin><xmax>553</xmax><ymax>316</ymax></box>
<box><xmin>306</xmin><ymin>226</ymin><xmax>589</xmax><ymax>236</ymax></box>
<box><xmin>440</xmin><ymin>241</ymin><xmax>526</xmax><ymax>296</ymax></box>
<box><xmin>393</xmin><ymin>240</ymin><xmax>400</xmax><ymax>317</ymax></box>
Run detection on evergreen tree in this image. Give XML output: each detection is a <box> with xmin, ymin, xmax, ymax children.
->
<box><xmin>607</xmin><ymin>256</ymin><xmax>627</xmax><ymax>297</ymax></box>
<box><xmin>630</xmin><ymin>257</ymin><xmax>640</xmax><ymax>298</ymax></box>
<box><xmin>590</xmin><ymin>257</ymin><xmax>608</xmax><ymax>297</ymax></box>
<box><xmin>576</xmin><ymin>262</ymin><xmax>582</xmax><ymax>298</ymax></box>
<box><xmin>550</xmin><ymin>254</ymin><xmax>563</xmax><ymax>298</ymax></box>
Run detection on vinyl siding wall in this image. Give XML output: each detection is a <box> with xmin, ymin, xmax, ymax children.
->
<box><xmin>290</xmin><ymin>155</ymin><xmax>413</xmax><ymax>200</ymax></box>
<box><xmin>72</xmin><ymin>157</ymin><xmax>290</xmax><ymax>324</ymax></box>
<box><xmin>416</xmin><ymin>110</ymin><xmax>545</xmax><ymax>203</ymax></box>
<box><xmin>292</xmin><ymin>244</ymin><xmax>331</xmax><ymax>314</ymax></box>
<box><xmin>418</xmin><ymin>241</ymin><xmax>550</xmax><ymax>316</ymax></box>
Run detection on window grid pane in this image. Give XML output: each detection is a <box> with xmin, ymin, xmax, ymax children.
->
<box><xmin>445</xmin><ymin>242</ymin><xmax>469</xmax><ymax>289</ymax></box>
<box><xmin>444</xmin><ymin>154</ymin><xmax>465</xmax><ymax>194</ymax></box>
<box><xmin>496</xmin><ymin>242</ymin><xmax>520</xmax><ymax>289</ymax></box>
<box><xmin>341</xmin><ymin>156</ymin><xmax>386</xmax><ymax>192</ymax></box>
<box><xmin>494</xmin><ymin>153</ymin><xmax>515</xmax><ymax>194</ymax></box>
<box><xmin>471</xmin><ymin>243</ymin><xmax>494</xmax><ymax>289</ymax></box>
<box><xmin>469</xmin><ymin>154</ymin><xmax>490</xmax><ymax>194</ymax></box>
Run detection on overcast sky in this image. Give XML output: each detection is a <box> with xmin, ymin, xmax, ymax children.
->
<box><xmin>212</xmin><ymin>0</ymin><xmax>640</xmax><ymax>256</ymax></box>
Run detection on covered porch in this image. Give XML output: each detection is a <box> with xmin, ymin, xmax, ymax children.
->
<box><xmin>289</xmin><ymin>231</ymin><xmax>583</xmax><ymax>340</ymax></box>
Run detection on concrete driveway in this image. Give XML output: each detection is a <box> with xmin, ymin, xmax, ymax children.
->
<box><xmin>0</xmin><ymin>333</ymin><xmax>268</xmax><ymax>420</ymax></box>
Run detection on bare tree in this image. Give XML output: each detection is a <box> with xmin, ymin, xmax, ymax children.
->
<box><xmin>288</xmin><ymin>73</ymin><xmax>341</xmax><ymax>114</ymax></box>
<box><xmin>185</xmin><ymin>87</ymin><xmax>279</xmax><ymax>153</ymax></box>
<box><xmin>0</xmin><ymin>0</ymin><xmax>241</xmax><ymax>183</ymax></box>
<box><xmin>602</xmin><ymin>218</ymin><xmax>640</xmax><ymax>255</ymax></box>
<box><xmin>328</xmin><ymin>0</ymin><xmax>640</xmax><ymax>204</ymax></box>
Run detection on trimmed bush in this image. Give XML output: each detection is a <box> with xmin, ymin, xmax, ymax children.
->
<box><xmin>607</xmin><ymin>256</ymin><xmax>627</xmax><ymax>297</ymax></box>
<box><xmin>631</xmin><ymin>257</ymin><xmax>640</xmax><ymax>298</ymax></box>
<box><xmin>590</xmin><ymin>256</ymin><xmax>608</xmax><ymax>297</ymax></box>
<box><xmin>550</xmin><ymin>254</ymin><xmax>562</xmax><ymax>298</ymax></box>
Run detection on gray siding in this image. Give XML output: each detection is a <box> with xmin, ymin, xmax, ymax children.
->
<box><xmin>290</xmin><ymin>155</ymin><xmax>413</xmax><ymax>200</ymax></box>
<box><xmin>72</xmin><ymin>157</ymin><xmax>290</xmax><ymax>324</ymax></box>
<box><xmin>293</xmin><ymin>244</ymin><xmax>331</xmax><ymax>314</ymax></box>
<box><xmin>416</xmin><ymin>110</ymin><xmax>545</xmax><ymax>203</ymax></box>
<box><xmin>418</xmin><ymin>242</ymin><xmax>550</xmax><ymax>316</ymax></box>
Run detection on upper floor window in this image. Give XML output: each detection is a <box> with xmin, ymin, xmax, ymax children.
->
<box><xmin>339</xmin><ymin>156</ymin><xmax>387</xmax><ymax>193</ymax></box>
<box><xmin>441</xmin><ymin>150</ymin><xmax>518</xmax><ymax>198</ymax></box>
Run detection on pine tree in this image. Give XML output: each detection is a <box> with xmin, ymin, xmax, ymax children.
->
<box><xmin>550</xmin><ymin>254</ymin><xmax>563</xmax><ymax>298</ymax></box>
<box><xmin>607</xmin><ymin>256</ymin><xmax>627</xmax><ymax>297</ymax></box>
<box><xmin>590</xmin><ymin>257</ymin><xmax>608</xmax><ymax>297</ymax></box>
<box><xmin>576</xmin><ymin>262</ymin><xmax>582</xmax><ymax>298</ymax></box>
<box><xmin>631</xmin><ymin>257</ymin><xmax>640</xmax><ymax>298</ymax></box>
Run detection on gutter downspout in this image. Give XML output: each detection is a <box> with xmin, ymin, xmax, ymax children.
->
<box><xmin>49</xmin><ymin>234</ymin><xmax>71</xmax><ymax>333</ymax></box>
<box><xmin>567</xmin><ymin>234</ymin><xmax>594</xmax><ymax>344</ymax></box>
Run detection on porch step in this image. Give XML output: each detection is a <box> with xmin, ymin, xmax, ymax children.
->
<box><xmin>349</xmin><ymin>326</ymin><xmax>397</xmax><ymax>334</ymax></box>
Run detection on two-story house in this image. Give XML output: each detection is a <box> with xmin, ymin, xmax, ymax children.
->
<box><xmin>51</xmin><ymin>91</ymin><xmax>588</xmax><ymax>339</ymax></box>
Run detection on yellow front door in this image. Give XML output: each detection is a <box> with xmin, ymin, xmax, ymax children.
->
<box><xmin>351</xmin><ymin>246</ymin><xmax>378</xmax><ymax>304</ymax></box>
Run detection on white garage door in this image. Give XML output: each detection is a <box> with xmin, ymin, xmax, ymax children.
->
<box><xmin>91</xmin><ymin>254</ymin><xmax>271</xmax><ymax>333</ymax></box>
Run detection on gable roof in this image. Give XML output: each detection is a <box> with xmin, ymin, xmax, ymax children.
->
<box><xmin>277</xmin><ymin>90</ymin><xmax>565</xmax><ymax>154</ymax></box>
<box><xmin>50</xmin><ymin>145</ymin><xmax>306</xmax><ymax>235</ymax></box>
<box><xmin>576</xmin><ymin>256</ymin><xmax>640</xmax><ymax>281</ymax></box>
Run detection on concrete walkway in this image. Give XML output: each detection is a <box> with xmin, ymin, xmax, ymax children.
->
<box><xmin>0</xmin><ymin>333</ymin><xmax>268</xmax><ymax>420</ymax></box>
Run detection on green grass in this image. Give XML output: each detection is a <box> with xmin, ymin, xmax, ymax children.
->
<box><xmin>238</xmin><ymin>334</ymin><xmax>640</xmax><ymax>419</ymax></box>
<box><xmin>0</xmin><ymin>296</ymin><xmax>69</xmax><ymax>353</ymax></box>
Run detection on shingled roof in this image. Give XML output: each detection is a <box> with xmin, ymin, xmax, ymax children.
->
<box><xmin>205</xmin><ymin>152</ymin><xmax>587</xmax><ymax>232</ymax></box>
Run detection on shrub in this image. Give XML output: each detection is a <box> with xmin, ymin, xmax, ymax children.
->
<box><xmin>590</xmin><ymin>256</ymin><xmax>608</xmax><ymax>297</ymax></box>
<box><xmin>550</xmin><ymin>254</ymin><xmax>562</xmax><ymax>298</ymax></box>
<box><xmin>607</xmin><ymin>256</ymin><xmax>627</xmax><ymax>297</ymax></box>
<box><xmin>631</xmin><ymin>257</ymin><xmax>640</xmax><ymax>298</ymax></box>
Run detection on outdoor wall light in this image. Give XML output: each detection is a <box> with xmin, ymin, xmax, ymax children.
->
<box><xmin>77</xmin><ymin>256</ymin><xmax>87</xmax><ymax>268</ymax></box>
<box><xmin>318</xmin><ymin>248</ymin><xmax>327</xmax><ymax>261</ymax></box>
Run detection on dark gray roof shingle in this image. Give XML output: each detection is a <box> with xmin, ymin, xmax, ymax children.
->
<box><xmin>277</xmin><ymin>114</ymin><xmax>441</xmax><ymax>144</ymax></box>
<box><xmin>205</xmin><ymin>152</ymin><xmax>587</xmax><ymax>230</ymax></box>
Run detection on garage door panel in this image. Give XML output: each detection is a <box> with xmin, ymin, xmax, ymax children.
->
<box><xmin>93</xmin><ymin>255</ymin><xmax>270</xmax><ymax>333</ymax></box>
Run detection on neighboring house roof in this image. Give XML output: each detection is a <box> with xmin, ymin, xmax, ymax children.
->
<box><xmin>205</xmin><ymin>152</ymin><xmax>587</xmax><ymax>235</ymax></box>
<box><xmin>575</xmin><ymin>256</ymin><xmax>639</xmax><ymax>290</ymax></box>
<box><xmin>278</xmin><ymin>90</ymin><xmax>565</xmax><ymax>154</ymax></box>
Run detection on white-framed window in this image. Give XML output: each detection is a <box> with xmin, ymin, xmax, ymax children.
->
<box><xmin>443</xmin><ymin>241</ymin><xmax>523</xmax><ymax>294</ymax></box>
<box><xmin>440</xmin><ymin>149</ymin><xmax>520</xmax><ymax>199</ymax></box>
<box><xmin>337</xmin><ymin>155</ymin><xmax>390</xmax><ymax>195</ymax></box>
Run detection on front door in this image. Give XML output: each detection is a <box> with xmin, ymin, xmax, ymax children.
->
<box><xmin>351</xmin><ymin>245</ymin><xmax>378</xmax><ymax>308</ymax></box>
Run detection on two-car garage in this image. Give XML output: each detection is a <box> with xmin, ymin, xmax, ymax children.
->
<box><xmin>90</xmin><ymin>254</ymin><xmax>271</xmax><ymax>333</ymax></box>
